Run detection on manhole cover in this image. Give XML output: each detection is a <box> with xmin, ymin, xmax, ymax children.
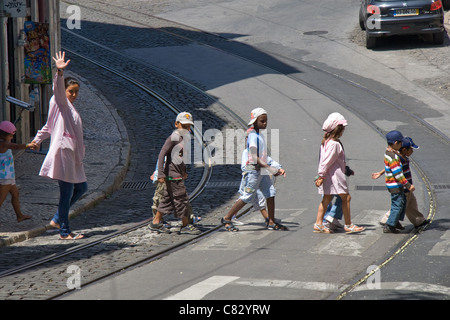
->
<box><xmin>303</xmin><ymin>30</ymin><xmax>328</xmax><ymax>36</ymax></box>
<box><xmin>207</xmin><ymin>181</ymin><xmax>241</xmax><ymax>188</ymax></box>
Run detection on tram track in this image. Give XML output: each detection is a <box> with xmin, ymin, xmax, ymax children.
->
<box><xmin>0</xmin><ymin>20</ymin><xmax>251</xmax><ymax>298</ymax></box>
<box><xmin>61</xmin><ymin>2</ymin><xmax>441</xmax><ymax>213</ymax></box>
<box><xmin>60</xmin><ymin>0</ymin><xmax>449</xmax><ymax>145</ymax></box>
<box><xmin>62</xmin><ymin>9</ymin><xmax>438</xmax><ymax>299</ymax></box>
<box><xmin>1</xmin><ymin>1</ymin><xmax>443</xmax><ymax>300</ymax></box>
<box><xmin>0</xmin><ymin>47</ymin><xmax>252</xmax><ymax>299</ymax></box>
<box><xmin>58</xmin><ymin>1</ymin><xmax>444</xmax><ymax>300</ymax></box>
<box><xmin>0</xmin><ymin>49</ymin><xmax>215</xmax><ymax>282</ymax></box>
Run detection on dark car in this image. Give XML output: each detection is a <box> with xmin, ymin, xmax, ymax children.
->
<box><xmin>359</xmin><ymin>0</ymin><xmax>445</xmax><ymax>48</ymax></box>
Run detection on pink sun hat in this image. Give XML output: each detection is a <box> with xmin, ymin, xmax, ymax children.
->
<box><xmin>322</xmin><ymin>112</ymin><xmax>348</xmax><ymax>133</ymax></box>
<box><xmin>0</xmin><ymin>121</ymin><xmax>17</xmax><ymax>134</ymax></box>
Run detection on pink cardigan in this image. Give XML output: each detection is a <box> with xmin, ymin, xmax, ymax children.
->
<box><xmin>317</xmin><ymin>139</ymin><xmax>348</xmax><ymax>195</ymax></box>
<box><xmin>34</xmin><ymin>73</ymin><xmax>86</xmax><ymax>183</ymax></box>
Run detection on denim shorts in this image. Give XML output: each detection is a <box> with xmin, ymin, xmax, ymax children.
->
<box><xmin>239</xmin><ymin>178</ymin><xmax>266</xmax><ymax>210</ymax></box>
<box><xmin>239</xmin><ymin>168</ymin><xmax>276</xmax><ymax>204</ymax></box>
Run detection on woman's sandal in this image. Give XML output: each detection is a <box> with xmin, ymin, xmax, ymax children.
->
<box><xmin>221</xmin><ymin>217</ymin><xmax>239</xmax><ymax>232</ymax></box>
<box><xmin>60</xmin><ymin>233</ymin><xmax>84</xmax><ymax>240</ymax></box>
<box><xmin>268</xmin><ymin>223</ymin><xmax>288</xmax><ymax>231</ymax></box>
<box><xmin>344</xmin><ymin>224</ymin><xmax>365</xmax><ymax>234</ymax></box>
<box><xmin>313</xmin><ymin>223</ymin><xmax>333</xmax><ymax>233</ymax></box>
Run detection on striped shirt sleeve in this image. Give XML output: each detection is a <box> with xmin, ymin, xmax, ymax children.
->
<box><xmin>384</xmin><ymin>151</ymin><xmax>411</xmax><ymax>192</ymax></box>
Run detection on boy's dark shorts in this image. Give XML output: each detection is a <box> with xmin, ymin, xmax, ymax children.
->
<box><xmin>157</xmin><ymin>180</ymin><xmax>189</xmax><ymax>218</ymax></box>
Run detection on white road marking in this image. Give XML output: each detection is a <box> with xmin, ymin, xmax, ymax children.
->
<box><xmin>164</xmin><ymin>276</ymin><xmax>239</xmax><ymax>300</ymax></box>
<box><xmin>165</xmin><ymin>275</ymin><xmax>348</xmax><ymax>300</ymax></box>
<box><xmin>309</xmin><ymin>210</ymin><xmax>385</xmax><ymax>257</ymax></box>
<box><xmin>372</xmin><ymin>120</ymin><xmax>407</xmax><ymax>132</ymax></box>
<box><xmin>428</xmin><ymin>230</ymin><xmax>450</xmax><ymax>256</ymax></box>
<box><xmin>352</xmin><ymin>281</ymin><xmax>450</xmax><ymax>296</ymax></box>
<box><xmin>165</xmin><ymin>275</ymin><xmax>450</xmax><ymax>300</ymax></box>
<box><xmin>192</xmin><ymin>208</ymin><xmax>306</xmax><ymax>251</ymax></box>
<box><xmin>233</xmin><ymin>278</ymin><xmax>348</xmax><ymax>293</ymax></box>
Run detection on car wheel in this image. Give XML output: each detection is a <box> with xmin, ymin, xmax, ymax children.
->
<box><xmin>433</xmin><ymin>31</ymin><xmax>445</xmax><ymax>45</ymax></box>
<box><xmin>366</xmin><ymin>31</ymin><xmax>377</xmax><ymax>49</ymax></box>
<box><xmin>359</xmin><ymin>11</ymin><xmax>366</xmax><ymax>30</ymax></box>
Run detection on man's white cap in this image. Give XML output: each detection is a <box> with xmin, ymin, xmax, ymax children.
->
<box><xmin>176</xmin><ymin>112</ymin><xmax>194</xmax><ymax>125</ymax></box>
<box><xmin>248</xmin><ymin>107</ymin><xmax>267</xmax><ymax>126</ymax></box>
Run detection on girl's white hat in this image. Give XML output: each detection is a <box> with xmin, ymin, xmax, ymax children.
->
<box><xmin>322</xmin><ymin>112</ymin><xmax>348</xmax><ymax>133</ymax></box>
<box><xmin>248</xmin><ymin>107</ymin><xmax>267</xmax><ymax>126</ymax></box>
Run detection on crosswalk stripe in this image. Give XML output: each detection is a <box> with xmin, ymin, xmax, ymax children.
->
<box><xmin>164</xmin><ymin>275</ymin><xmax>450</xmax><ymax>300</ymax></box>
<box><xmin>164</xmin><ymin>276</ymin><xmax>239</xmax><ymax>300</ymax></box>
<box><xmin>309</xmin><ymin>210</ymin><xmax>386</xmax><ymax>257</ymax></box>
<box><xmin>428</xmin><ymin>230</ymin><xmax>450</xmax><ymax>256</ymax></box>
<box><xmin>352</xmin><ymin>281</ymin><xmax>450</xmax><ymax>296</ymax></box>
<box><xmin>164</xmin><ymin>275</ymin><xmax>347</xmax><ymax>300</ymax></box>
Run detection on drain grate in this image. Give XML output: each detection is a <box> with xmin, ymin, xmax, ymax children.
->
<box><xmin>303</xmin><ymin>30</ymin><xmax>328</xmax><ymax>36</ymax></box>
<box><xmin>207</xmin><ymin>181</ymin><xmax>241</xmax><ymax>188</ymax></box>
<box><xmin>121</xmin><ymin>181</ymin><xmax>149</xmax><ymax>190</ymax></box>
<box><xmin>433</xmin><ymin>184</ymin><xmax>450</xmax><ymax>190</ymax></box>
<box><xmin>356</xmin><ymin>185</ymin><xmax>386</xmax><ymax>191</ymax></box>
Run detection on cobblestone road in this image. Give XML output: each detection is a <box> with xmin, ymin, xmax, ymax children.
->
<box><xmin>0</xmin><ymin>1</ymin><xmax>252</xmax><ymax>299</ymax></box>
<box><xmin>3</xmin><ymin>0</ymin><xmax>448</xmax><ymax>300</ymax></box>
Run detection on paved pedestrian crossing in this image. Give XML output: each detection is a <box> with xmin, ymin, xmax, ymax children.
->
<box><xmin>309</xmin><ymin>210</ymin><xmax>387</xmax><ymax>257</ymax></box>
<box><xmin>163</xmin><ymin>275</ymin><xmax>450</xmax><ymax>300</ymax></box>
<box><xmin>191</xmin><ymin>208</ymin><xmax>306</xmax><ymax>251</ymax></box>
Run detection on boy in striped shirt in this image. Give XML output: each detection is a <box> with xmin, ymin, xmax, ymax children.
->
<box><xmin>383</xmin><ymin>130</ymin><xmax>415</xmax><ymax>233</ymax></box>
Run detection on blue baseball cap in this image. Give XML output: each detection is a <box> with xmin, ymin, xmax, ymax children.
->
<box><xmin>386</xmin><ymin>130</ymin><xmax>404</xmax><ymax>144</ymax></box>
<box><xmin>402</xmin><ymin>137</ymin><xmax>419</xmax><ymax>149</ymax></box>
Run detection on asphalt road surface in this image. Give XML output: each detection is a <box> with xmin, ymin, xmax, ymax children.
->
<box><xmin>61</xmin><ymin>0</ymin><xmax>449</xmax><ymax>301</ymax></box>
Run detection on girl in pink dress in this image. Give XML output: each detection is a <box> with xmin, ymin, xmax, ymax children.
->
<box><xmin>314</xmin><ymin>113</ymin><xmax>364</xmax><ymax>234</ymax></box>
<box><xmin>32</xmin><ymin>52</ymin><xmax>87</xmax><ymax>240</ymax></box>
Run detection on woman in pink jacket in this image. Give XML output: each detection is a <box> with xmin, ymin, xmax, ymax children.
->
<box><xmin>314</xmin><ymin>113</ymin><xmax>364</xmax><ymax>234</ymax></box>
<box><xmin>32</xmin><ymin>52</ymin><xmax>87</xmax><ymax>240</ymax></box>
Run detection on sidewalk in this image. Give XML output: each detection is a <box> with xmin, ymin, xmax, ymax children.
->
<box><xmin>0</xmin><ymin>72</ymin><xmax>130</xmax><ymax>247</ymax></box>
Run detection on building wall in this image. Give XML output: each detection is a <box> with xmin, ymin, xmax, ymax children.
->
<box><xmin>2</xmin><ymin>0</ymin><xmax>60</xmax><ymax>143</ymax></box>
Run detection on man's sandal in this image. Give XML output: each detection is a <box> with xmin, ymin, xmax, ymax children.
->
<box><xmin>313</xmin><ymin>223</ymin><xmax>333</xmax><ymax>233</ymax></box>
<box><xmin>344</xmin><ymin>224</ymin><xmax>365</xmax><ymax>234</ymax></box>
<box><xmin>221</xmin><ymin>217</ymin><xmax>239</xmax><ymax>232</ymax></box>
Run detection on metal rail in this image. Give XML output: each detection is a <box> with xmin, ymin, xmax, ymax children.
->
<box><xmin>1</xmin><ymin>2</ymin><xmax>439</xmax><ymax>299</ymax></box>
<box><xmin>0</xmin><ymin>49</ymin><xmax>215</xmax><ymax>280</ymax></box>
<box><xmin>57</xmin><ymin>2</ymin><xmax>441</xmax><ymax>300</ymax></box>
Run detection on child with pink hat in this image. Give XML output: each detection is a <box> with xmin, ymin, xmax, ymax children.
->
<box><xmin>314</xmin><ymin>113</ymin><xmax>365</xmax><ymax>234</ymax></box>
<box><xmin>0</xmin><ymin>121</ymin><xmax>35</xmax><ymax>223</ymax></box>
